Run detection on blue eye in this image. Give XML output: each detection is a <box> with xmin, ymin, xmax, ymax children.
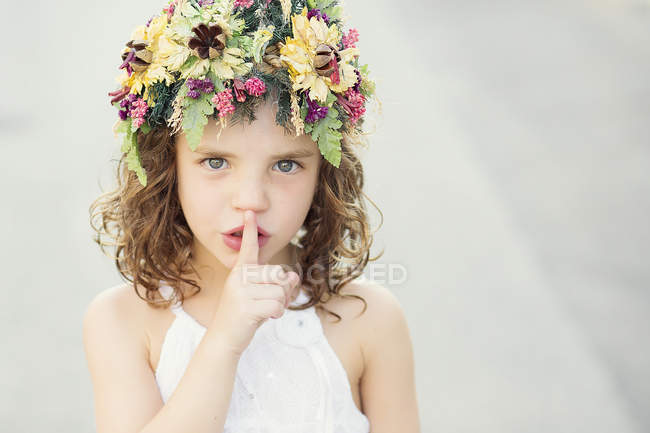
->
<box><xmin>274</xmin><ymin>160</ymin><xmax>302</xmax><ymax>173</ymax></box>
<box><xmin>200</xmin><ymin>158</ymin><xmax>302</xmax><ymax>173</ymax></box>
<box><xmin>202</xmin><ymin>158</ymin><xmax>228</xmax><ymax>170</ymax></box>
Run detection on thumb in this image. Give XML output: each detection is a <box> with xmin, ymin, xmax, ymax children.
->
<box><xmin>236</xmin><ymin>210</ymin><xmax>259</xmax><ymax>267</ymax></box>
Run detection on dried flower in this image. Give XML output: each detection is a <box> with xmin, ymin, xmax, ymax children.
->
<box><xmin>211</xmin><ymin>88</ymin><xmax>236</xmax><ymax>118</ymax></box>
<box><xmin>244</xmin><ymin>77</ymin><xmax>266</xmax><ymax>97</ymax></box>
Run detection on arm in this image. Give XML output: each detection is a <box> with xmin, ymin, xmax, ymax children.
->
<box><xmin>82</xmin><ymin>288</ymin><xmax>240</xmax><ymax>433</ymax></box>
<box><xmin>358</xmin><ymin>283</ymin><xmax>421</xmax><ymax>433</ymax></box>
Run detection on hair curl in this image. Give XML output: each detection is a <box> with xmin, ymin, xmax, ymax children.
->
<box><xmin>90</xmin><ymin>115</ymin><xmax>383</xmax><ymax>321</ymax></box>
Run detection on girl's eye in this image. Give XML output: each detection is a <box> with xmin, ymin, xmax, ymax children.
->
<box><xmin>202</xmin><ymin>158</ymin><xmax>229</xmax><ymax>171</ymax></box>
<box><xmin>200</xmin><ymin>158</ymin><xmax>302</xmax><ymax>173</ymax></box>
<box><xmin>274</xmin><ymin>160</ymin><xmax>302</xmax><ymax>174</ymax></box>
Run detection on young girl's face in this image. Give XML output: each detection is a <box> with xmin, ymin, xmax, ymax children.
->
<box><xmin>175</xmin><ymin>99</ymin><xmax>321</xmax><ymax>268</ymax></box>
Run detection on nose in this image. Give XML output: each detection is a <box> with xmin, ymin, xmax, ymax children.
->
<box><xmin>231</xmin><ymin>171</ymin><xmax>270</xmax><ymax>214</ymax></box>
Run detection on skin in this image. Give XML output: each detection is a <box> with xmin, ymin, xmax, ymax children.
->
<box><xmin>84</xmin><ymin>98</ymin><xmax>421</xmax><ymax>432</ymax></box>
<box><xmin>174</xmin><ymin>98</ymin><xmax>320</xmax><ymax>299</ymax></box>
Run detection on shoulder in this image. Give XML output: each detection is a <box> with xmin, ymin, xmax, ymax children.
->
<box><xmin>330</xmin><ymin>279</ymin><xmax>411</xmax><ymax>361</ymax></box>
<box><xmin>340</xmin><ymin>281</ymin><xmax>420</xmax><ymax>431</ymax></box>
<box><xmin>83</xmin><ymin>283</ymin><xmax>138</xmax><ymax>322</ymax></box>
<box><xmin>337</xmin><ymin>278</ymin><xmax>407</xmax><ymax>324</ymax></box>
<box><xmin>82</xmin><ymin>283</ymin><xmax>148</xmax><ymax>352</ymax></box>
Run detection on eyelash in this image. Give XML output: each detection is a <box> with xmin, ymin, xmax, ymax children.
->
<box><xmin>199</xmin><ymin>157</ymin><xmax>303</xmax><ymax>174</ymax></box>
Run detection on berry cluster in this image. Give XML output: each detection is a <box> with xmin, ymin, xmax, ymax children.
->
<box><xmin>211</xmin><ymin>88</ymin><xmax>236</xmax><ymax>118</ymax></box>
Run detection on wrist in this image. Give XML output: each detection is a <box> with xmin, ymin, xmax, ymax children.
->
<box><xmin>204</xmin><ymin>325</ymin><xmax>243</xmax><ymax>360</ymax></box>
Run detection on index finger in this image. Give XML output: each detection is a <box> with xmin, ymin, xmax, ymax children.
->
<box><xmin>236</xmin><ymin>210</ymin><xmax>259</xmax><ymax>266</ymax></box>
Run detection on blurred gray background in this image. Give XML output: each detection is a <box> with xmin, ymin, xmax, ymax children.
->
<box><xmin>1</xmin><ymin>0</ymin><xmax>648</xmax><ymax>431</ymax></box>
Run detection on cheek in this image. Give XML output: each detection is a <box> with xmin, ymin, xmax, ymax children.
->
<box><xmin>177</xmin><ymin>173</ymin><xmax>224</xmax><ymax>233</ymax></box>
<box><xmin>274</xmin><ymin>178</ymin><xmax>317</xmax><ymax>225</ymax></box>
<box><xmin>188</xmin><ymin>188</ymin><xmax>224</xmax><ymax>225</ymax></box>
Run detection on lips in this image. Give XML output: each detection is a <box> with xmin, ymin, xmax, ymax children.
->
<box><xmin>222</xmin><ymin>225</ymin><xmax>270</xmax><ymax>251</ymax></box>
<box><xmin>224</xmin><ymin>224</ymin><xmax>270</xmax><ymax>237</ymax></box>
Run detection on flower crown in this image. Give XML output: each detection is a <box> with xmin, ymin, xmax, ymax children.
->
<box><xmin>108</xmin><ymin>0</ymin><xmax>377</xmax><ymax>186</ymax></box>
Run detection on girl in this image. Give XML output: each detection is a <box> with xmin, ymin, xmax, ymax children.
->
<box><xmin>84</xmin><ymin>1</ymin><xmax>420</xmax><ymax>432</ymax></box>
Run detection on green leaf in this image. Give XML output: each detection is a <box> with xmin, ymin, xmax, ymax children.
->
<box><xmin>182</xmin><ymin>94</ymin><xmax>214</xmax><ymax>151</ymax></box>
<box><xmin>300</xmin><ymin>97</ymin><xmax>308</xmax><ymax>121</ymax></box>
<box><xmin>308</xmin><ymin>107</ymin><xmax>342</xmax><ymax>167</ymax></box>
<box><xmin>359</xmin><ymin>64</ymin><xmax>369</xmax><ymax>75</ymax></box>
<box><xmin>360</xmin><ymin>78</ymin><xmax>375</xmax><ymax>98</ymax></box>
<box><xmin>116</xmin><ymin>117</ymin><xmax>147</xmax><ymax>185</ymax></box>
<box><xmin>115</xmin><ymin>118</ymin><xmax>131</xmax><ymax>136</ymax></box>
<box><xmin>322</xmin><ymin>5</ymin><xmax>342</xmax><ymax>20</ymax></box>
<box><xmin>206</xmin><ymin>70</ymin><xmax>225</xmax><ymax>92</ymax></box>
<box><xmin>325</xmin><ymin>91</ymin><xmax>337</xmax><ymax>106</ymax></box>
<box><xmin>130</xmin><ymin>118</ymin><xmax>141</xmax><ymax>133</ymax></box>
<box><xmin>125</xmin><ymin>139</ymin><xmax>148</xmax><ymax>186</ymax></box>
<box><xmin>318</xmin><ymin>127</ymin><xmax>342</xmax><ymax>167</ymax></box>
<box><xmin>140</xmin><ymin>122</ymin><xmax>152</xmax><ymax>135</ymax></box>
<box><xmin>118</xmin><ymin>118</ymin><xmax>135</xmax><ymax>154</ymax></box>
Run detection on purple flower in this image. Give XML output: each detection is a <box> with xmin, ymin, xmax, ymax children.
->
<box><xmin>202</xmin><ymin>78</ymin><xmax>214</xmax><ymax>94</ymax></box>
<box><xmin>118</xmin><ymin>110</ymin><xmax>128</xmax><ymax>121</ymax></box>
<box><xmin>353</xmin><ymin>69</ymin><xmax>362</xmax><ymax>92</ymax></box>
<box><xmin>304</xmin><ymin>91</ymin><xmax>329</xmax><ymax>123</ymax></box>
<box><xmin>187</xmin><ymin>89</ymin><xmax>201</xmax><ymax>99</ymax></box>
<box><xmin>186</xmin><ymin>78</ymin><xmax>201</xmax><ymax>91</ymax></box>
<box><xmin>307</xmin><ymin>9</ymin><xmax>330</xmax><ymax>25</ymax></box>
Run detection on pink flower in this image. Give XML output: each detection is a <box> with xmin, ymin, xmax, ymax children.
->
<box><xmin>342</xmin><ymin>28</ymin><xmax>360</xmax><ymax>49</ymax></box>
<box><xmin>133</xmin><ymin>116</ymin><xmax>146</xmax><ymax>128</ymax></box>
<box><xmin>233</xmin><ymin>78</ymin><xmax>247</xmax><ymax>103</ymax></box>
<box><xmin>234</xmin><ymin>0</ymin><xmax>254</xmax><ymax>8</ymax></box>
<box><xmin>244</xmin><ymin>77</ymin><xmax>266</xmax><ymax>97</ymax></box>
<box><xmin>337</xmin><ymin>88</ymin><xmax>366</xmax><ymax>124</ymax></box>
<box><xmin>211</xmin><ymin>88</ymin><xmax>236</xmax><ymax>118</ymax></box>
<box><xmin>129</xmin><ymin>98</ymin><xmax>149</xmax><ymax>127</ymax></box>
<box><xmin>163</xmin><ymin>1</ymin><xmax>177</xmax><ymax>19</ymax></box>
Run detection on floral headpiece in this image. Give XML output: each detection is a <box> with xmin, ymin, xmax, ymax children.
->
<box><xmin>108</xmin><ymin>0</ymin><xmax>377</xmax><ymax>186</ymax></box>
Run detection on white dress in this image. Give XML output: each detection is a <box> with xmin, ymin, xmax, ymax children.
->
<box><xmin>154</xmin><ymin>282</ymin><xmax>370</xmax><ymax>433</ymax></box>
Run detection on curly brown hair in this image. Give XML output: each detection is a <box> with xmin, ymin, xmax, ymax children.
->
<box><xmin>89</xmin><ymin>118</ymin><xmax>383</xmax><ymax>321</ymax></box>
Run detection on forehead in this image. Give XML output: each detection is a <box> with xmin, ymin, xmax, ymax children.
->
<box><xmin>177</xmin><ymin>100</ymin><xmax>318</xmax><ymax>157</ymax></box>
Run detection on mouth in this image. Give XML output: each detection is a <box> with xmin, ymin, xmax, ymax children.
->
<box><xmin>230</xmin><ymin>231</ymin><xmax>260</xmax><ymax>237</ymax></box>
<box><xmin>222</xmin><ymin>225</ymin><xmax>270</xmax><ymax>251</ymax></box>
<box><xmin>224</xmin><ymin>225</ymin><xmax>270</xmax><ymax>237</ymax></box>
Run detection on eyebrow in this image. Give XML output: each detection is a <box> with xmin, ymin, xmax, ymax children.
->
<box><xmin>194</xmin><ymin>148</ymin><xmax>316</xmax><ymax>159</ymax></box>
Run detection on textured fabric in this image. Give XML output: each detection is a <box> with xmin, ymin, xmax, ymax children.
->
<box><xmin>155</xmin><ymin>282</ymin><xmax>370</xmax><ymax>433</ymax></box>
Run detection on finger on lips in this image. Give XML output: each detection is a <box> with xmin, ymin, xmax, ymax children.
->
<box><xmin>237</xmin><ymin>210</ymin><xmax>259</xmax><ymax>267</ymax></box>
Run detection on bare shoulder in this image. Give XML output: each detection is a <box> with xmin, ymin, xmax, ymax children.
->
<box><xmin>82</xmin><ymin>283</ymin><xmax>164</xmax><ymax>433</ymax></box>
<box><xmin>334</xmin><ymin>279</ymin><xmax>407</xmax><ymax>323</ymax></box>
<box><xmin>83</xmin><ymin>283</ymin><xmax>145</xmax><ymax>329</ymax></box>
<box><xmin>82</xmin><ymin>282</ymin><xmax>148</xmax><ymax>360</ymax></box>
<box><xmin>327</xmin><ymin>279</ymin><xmax>411</xmax><ymax>353</ymax></box>
<box><xmin>337</xmin><ymin>281</ymin><xmax>420</xmax><ymax>432</ymax></box>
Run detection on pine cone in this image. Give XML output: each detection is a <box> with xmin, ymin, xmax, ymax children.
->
<box><xmin>259</xmin><ymin>43</ymin><xmax>284</xmax><ymax>74</ymax></box>
<box><xmin>188</xmin><ymin>23</ymin><xmax>226</xmax><ymax>60</ymax></box>
<box><xmin>121</xmin><ymin>39</ymin><xmax>153</xmax><ymax>73</ymax></box>
<box><xmin>313</xmin><ymin>44</ymin><xmax>340</xmax><ymax>77</ymax></box>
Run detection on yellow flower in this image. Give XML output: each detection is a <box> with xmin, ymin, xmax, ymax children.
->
<box><xmin>280</xmin><ymin>7</ymin><xmax>359</xmax><ymax>104</ymax></box>
<box><xmin>117</xmin><ymin>15</ymin><xmax>175</xmax><ymax>103</ymax></box>
<box><xmin>157</xmin><ymin>15</ymin><xmax>251</xmax><ymax>80</ymax></box>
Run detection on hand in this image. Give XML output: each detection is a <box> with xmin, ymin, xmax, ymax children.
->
<box><xmin>210</xmin><ymin>210</ymin><xmax>301</xmax><ymax>356</ymax></box>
